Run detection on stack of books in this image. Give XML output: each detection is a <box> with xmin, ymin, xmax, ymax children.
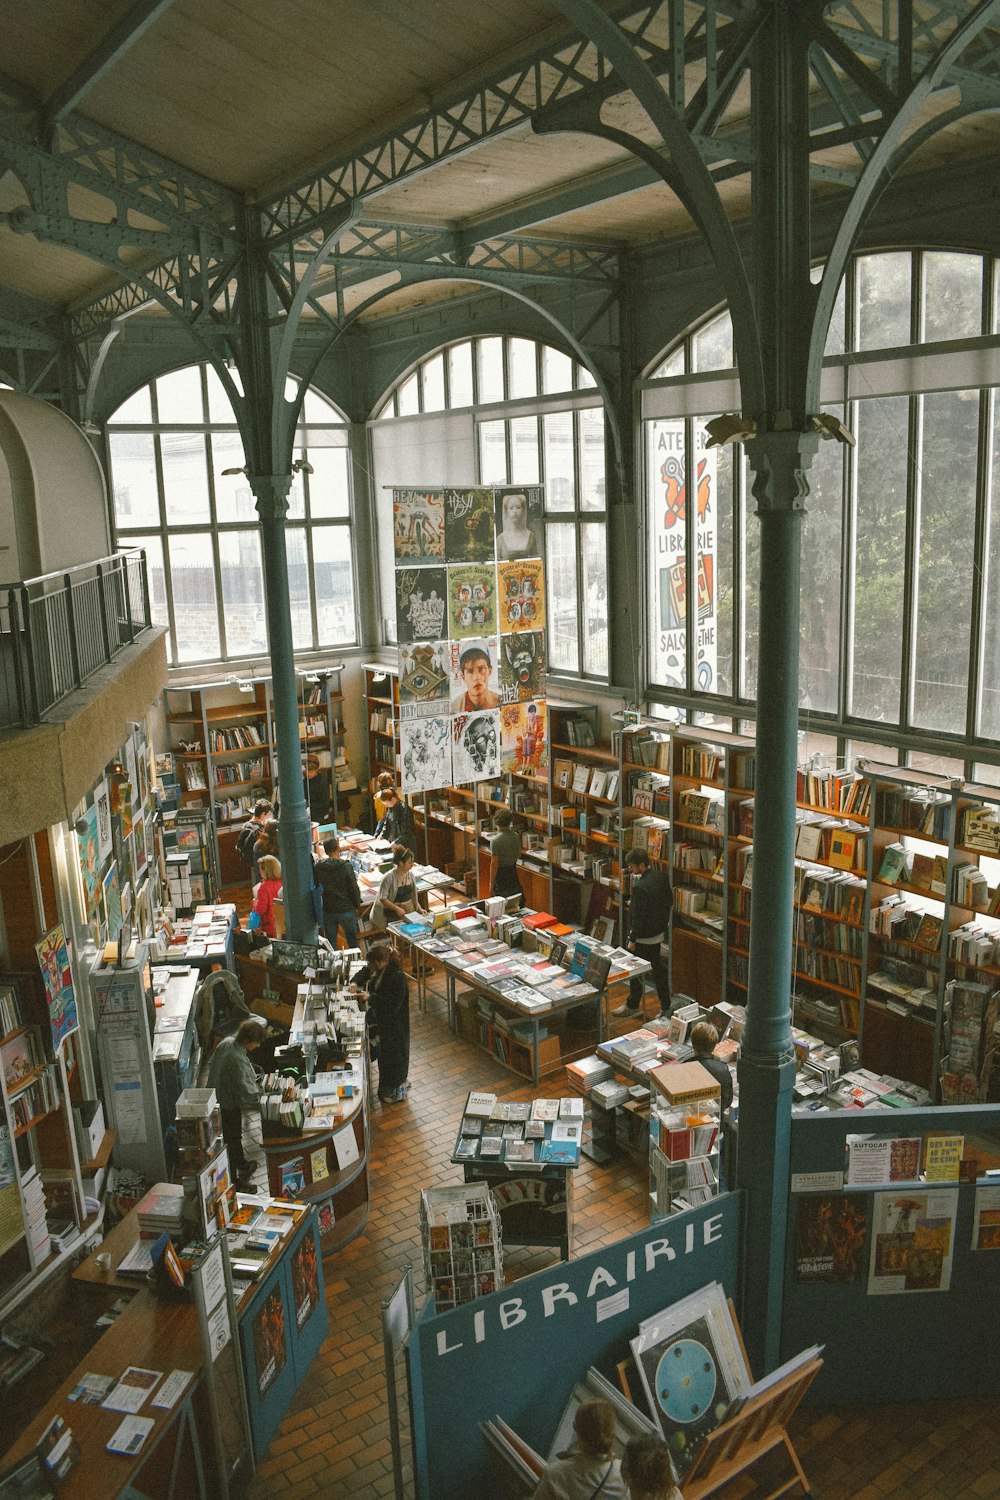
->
<box><xmin>136</xmin><ymin>1182</ymin><xmax>185</xmax><ymax>1240</ymax></box>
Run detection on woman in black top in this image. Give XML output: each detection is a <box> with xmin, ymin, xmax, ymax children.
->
<box><xmin>355</xmin><ymin>941</ymin><xmax>409</xmax><ymax>1104</ymax></box>
<box><xmin>374</xmin><ymin>785</ymin><xmax>419</xmax><ymax>856</ymax></box>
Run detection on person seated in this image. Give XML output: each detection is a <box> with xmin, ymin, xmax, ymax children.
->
<box><xmin>531</xmin><ymin>1397</ymin><xmax>627</xmax><ymax>1500</ymax></box>
<box><xmin>620</xmin><ymin>1435</ymin><xmax>682</xmax><ymax>1500</ymax></box>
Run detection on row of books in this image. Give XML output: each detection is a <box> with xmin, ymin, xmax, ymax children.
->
<box><xmin>208</xmin><ymin>721</ymin><xmax>266</xmax><ymax>751</ymax></box>
<box><xmin>213</xmin><ymin>757</ymin><xmax>267</xmax><ymax>785</ymax></box>
<box><xmin>8</xmin><ymin>1065</ymin><xmax>59</xmax><ymax>1129</ymax></box>
<box><xmin>0</xmin><ymin>987</ymin><xmax>25</xmax><ymax>1039</ymax></box>
<box><xmin>877</xmin><ymin>786</ymin><xmax>951</xmax><ymax>839</ymax></box>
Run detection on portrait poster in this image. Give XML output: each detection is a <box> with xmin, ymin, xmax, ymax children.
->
<box><xmin>448</xmin><ymin>636</ymin><xmax>500</xmax><ymax>714</ymax></box>
<box><xmin>398</xmin><ymin>640</ymin><xmax>450</xmax><ymax>719</ymax></box>
<box><xmin>77</xmin><ymin>804</ymin><xmax>101</xmax><ymax>914</ymax></box>
<box><xmin>392</xmin><ymin>489</ymin><xmax>445</xmax><ymax>561</ymax></box>
<box><xmin>451</xmin><ymin>710</ymin><xmax>501</xmax><ymax>784</ymax></box>
<box><xmin>444</xmin><ymin>487</ymin><xmax>495</xmax><ymax>563</ymax></box>
<box><xmin>495</xmin><ymin>485</ymin><xmax>544</xmax><ymax>561</ymax></box>
<box><xmin>793</xmin><ymin>1195</ymin><xmax>867</xmax><ymax>1284</ymax></box>
<box><xmin>399</xmin><ymin>716</ymin><xmax>452</xmax><ymax>794</ymax></box>
<box><xmin>497</xmin><ymin>558</ymin><xmax>546</xmax><ymax>634</ymax></box>
<box><xmin>252</xmin><ymin>1286</ymin><xmax>287</xmax><ymax>1396</ymax></box>
<box><xmin>867</xmin><ymin>1188</ymin><xmax>957</xmax><ymax>1294</ymax></box>
<box><xmin>497</xmin><ymin>629</ymin><xmax>546</xmax><ymax>703</ymax></box>
<box><xmin>35</xmin><ymin>923</ymin><xmax>78</xmax><ymax>1053</ymax></box>
<box><xmin>395</xmin><ymin>565</ymin><xmax>448</xmax><ymax>643</ymax></box>
<box><xmin>500</xmin><ymin>701</ymin><xmax>547</xmax><ymax>776</ymax></box>
<box><xmin>291</xmin><ymin>1233</ymin><xmax>320</xmax><ymax>1331</ymax></box>
<box><xmin>447</xmin><ymin>563</ymin><xmax>496</xmax><ymax>639</ymax></box>
<box><xmin>95</xmin><ymin>778</ymin><xmax>113</xmax><ymax>862</ymax></box>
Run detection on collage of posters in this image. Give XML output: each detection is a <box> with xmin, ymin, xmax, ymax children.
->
<box><xmin>393</xmin><ymin>487</ymin><xmax>547</xmax><ymax>793</ymax></box>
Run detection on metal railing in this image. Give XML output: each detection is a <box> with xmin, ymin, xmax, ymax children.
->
<box><xmin>0</xmin><ymin>550</ymin><xmax>151</xmax><ymax>728</ymax></box>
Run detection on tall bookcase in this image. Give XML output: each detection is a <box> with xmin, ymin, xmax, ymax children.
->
<box><xmin>364</xmin><ymin>663</ymin><xmax>400</xmax><ymax>787</ymax></box>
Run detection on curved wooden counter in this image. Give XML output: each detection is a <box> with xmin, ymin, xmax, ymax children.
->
<box><xmin>260</xmin><ymin>1089</ymin><xmax>369</xmax><ymax>1255</ymax></box>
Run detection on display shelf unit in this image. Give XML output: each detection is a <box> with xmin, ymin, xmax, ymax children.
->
<box><xmin>647</xmin><ymin>1065</ymin><xmax>722</xmax><ymax>1224</ymax></box>
<box><xmin>364</xmin><ymin>662</ymin><xmax>400</xmax><ymax>785</ymax></box>
<box><xmin>260</xmin><ymin>1095</ymin><xmax>370</xmax><ymax>1256</ymax></box>
<box><xmin>162</xmin><ymin>805</ymin><xmax>219</xmax><ymax>909</ymax></box>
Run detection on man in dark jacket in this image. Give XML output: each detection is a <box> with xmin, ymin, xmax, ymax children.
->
<box><xmin>236</xmin><ymin>799</ymin><xmax>272</xmax><ymax>883</ymax></box>
<box><xmin>314</xmin><ymin>835</ymin><xmax>362</xmax><ymax>948</ymax></box>
<box><xmin>614</xmin><ymin>848</ymin><xmax>673</xmax><ymax>1018</ymax></box>
<box><xmin>689</xmin><ymin>1021</ymin><xmax>734</xmax><ymax>1113</ymax></box>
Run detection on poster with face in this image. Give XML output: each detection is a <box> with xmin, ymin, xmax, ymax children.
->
<box><xmin>395</xmin><ymin>565</ymin><xmax>448</xmax><ymax>643</ymax></box>
<box><xmin>495</xmin><ymin>485</ymin><xmax>544</xmax><ymax>561</ymax></box>
<box><xmin>393</xmin><ymin>489</ymin><xmax>445</xmax><ymax>560</ymax></box>
<box><xmin>447</xmin><ymin>563</ymin><xmax>497</xmax><ymax>640</ymax></box>
<box><xmin>400</xmin><ymin>716</ymin><xmax>452</xmax><ymax>793</ymax></box>
<box><xmin>444</xmin><ymin>487</ymin><xmax>495</xmax><ymax>563</ymax></box>
<box><xmin>95</xmin><ymin>778</ymin><xmax>113</xmax><ymax>862</ymax></box>
<box><xmin>497</xmin><ymin>558</ymin><xmax>545</xmax><ymax>633</ymax></box>
<box><xmin>451</xmin><ymin>710</ymin><xmax>500</xmax><ymax>784</ymax></box>
<box><xmin>398</xmin><ymin>640</ymin><xmax>450</xmax><ymax>719</ymax></box>
<box><xmin>448</xmin><ymin>637</ymin><xmax>500</xmax><ymax>714</ymax></box>
<box><xmin>498</xmin><ymin>630</ymin><xmax>546</xmax><ymax>702</ymax></box>
<box><xmin>500</xmin><ymin>701</ymin><xmax>547</xmax><ymax>776</ymax></box>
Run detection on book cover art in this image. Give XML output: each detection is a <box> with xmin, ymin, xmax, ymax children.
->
<box><xmin>793</xmin><ymin>1195</ymin><xmax>867</xmax><ymax>1283</ymax></box>
<box><xmin>494</xmin><ymin>486</ymin><xmax>544</xmax><ymax>561</ymax></box>
<box><xmin>395</xmin><ymin>565</ymin><xmax>448</xmax><ymax>642</ymax></box>
<box><xmin>399</xmin><ymin>715</ymin><xmax>452</xmax><ymax>793</ymax></box>
<box><xmin>398</xmin><ymin>639</ymin><xmax>450</xmax><ymax>718</ymax></box>
<box><xmin>449</xmin><ymin>636</ymin><xmax>500</xmax><ymax>713</ymax></box>
<box><xmin>497</xmin><ymin>629</ymin><xmax>546</xmax><ymax>703</ymax></box>
<box><xmin>444</xmin><ymin>487</ymin><xmax>496</xmax><ymax>563</ymax></box>
<box><xmin>500</xmin><ymin>701</ymin><xmax>547</xmax><ymax>776</ymax></box>
<box><xmin>497</xmin><ymin>558</ymin><xmax>546</xmax><ymax>633</ymax></box>
<box><xmin>252</xmin><ymin>1286</ymin><xmax>286</xmax><ymax>1395</ymax></box>
<box><xmin>280</xmin><ymin>1157</ymin><xmax>306</xmax><ymax>1199</ymax></box>
<box><xmin>291</xmin><ymin>1233</ymin><xmax>319</xmax><ymax>1330</ymax></box>
<box><xmin>632</xmin><ymin>1312</ymin><xmax>736</xmax><ymax>1476</ymax></box>
<box><xmin>393</xmin><ymin>489</ymin><xmax>445</xmax><ymax>560</ymax></box>
<box><xmin>451</xmin><ymin>711</ymin><xmax>500</xmax><ymax>783</ymax></box>
<box><xmin>448</xmin><ymin>563</ymin><xmax>497</xmax><ymax>638</ymax></box>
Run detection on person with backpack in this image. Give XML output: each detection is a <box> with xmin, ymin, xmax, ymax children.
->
<box><xmin>236</xmin><ymin>799</ymin><xmax>272</xmax><ymax>882</ymax></box>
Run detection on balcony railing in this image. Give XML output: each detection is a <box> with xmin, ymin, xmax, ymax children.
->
<box><xmin>0</xmin><ymin>550</ymin><xmax>151</xmax><ymax>728</ymax></box>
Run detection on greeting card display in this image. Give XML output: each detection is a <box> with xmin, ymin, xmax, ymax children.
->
<box><xmin>395</xmin><ymin>565</ymin><xmax>448</xmax><ymax>643</ymax></box>
<box><xmin>498</xmin><ymin>629</ymin><xmax>546</xmax><ymax>702</ymax></box>
<box><xmin>500</xmin><ymin>701</ymin><xmax>547</xmax><ymax>776</ymax></box>
<box><xmin>452</xmin><ymin>711</ymin><xmax>501</xmax><ymax>783</ymax></box>
<box><xmin>495</xmin><ymin>485</ymin><xmax>544</xmax><ymax>561</ymax></box>
<box><xmin>393</xmin><ymin>489</ymin><xmax>445</xmax><ymax>560</ymax></box>
<box><xmin>449</xmin><ymin>637</ymin><xmax>500</xmax><ymax>713</ymax></box>
<box><xmin>400</xmin><ymin>716</ymin><xmax>453</xmax><ymax>794</ymax></box>
<box><xmin>448</xmin><ymin>563</ymin><xmax>497</xmax><ymax>639</ymax></box>
<box><xmin>399</xmin><ymin>640</ymin><xmax>450</xmax><ymax>718</ymax></box>
<box><xmin>445</xmin><ymin>487</ymin><xmax>496</xmax><ymax>562</ymax></box>
<box><xmin>497</xmin><ymin>558</ymin><xmax>545</xmax><ymax>633</ymax></box>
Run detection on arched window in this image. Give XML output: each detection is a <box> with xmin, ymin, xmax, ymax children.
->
<box><xmin>374</xmin><ymin>336</ymin><xmax>608</xmax><ymax>680</ymax></box>
<box><xmin>107</xmin><ymin>363</ymin><xmax>356</xmax><ymax>666</ymax></box>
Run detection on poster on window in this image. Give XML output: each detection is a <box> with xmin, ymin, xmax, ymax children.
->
<box><xmin>497</xmin><ymin>629</ymin><xmax>546</xmax><ymax>703</ymax></box>
<box><xmin>500</xmin><ymin>701</ymin><xmax>547</xmax><ymax>776</ymax></box>
<box><xmin>399</xmin><ymin>640</ymin><xmax>450</xmax><ymax>718</ymax></box>
<box><xmin>495</xmin><ymin>485</ymin><xmax>544</xmax><ymax>561</ymax></box>
<box><xmin>393</xmin><ymin>489</ymin><xmax>445</xmax><ymax>560</ymax></box>
<box><xmin>647</xmin><ymin>420</ymin><xmax>718</xmax><ymax>691</ymax></box>
<box><xmin>451</xmin><ymin>710</ymin><xmax>500</xmax><ymax>783</ymax></box>
<box><xmin>35</xmin><ymin>924</ymin><xmax>78</xmax><ymax>1054</ymax></box>
<box><xmin>448</xmin><ymin>637</ymin><xmax>500</xmax><ymax>713</ymax></box>
<box><xmin>444</xmin><ymin>488</ymin><xmax>495</xmax><ymax>563</ymax></box>
<box><xmin>395</xmin><ymin>565</ymin><xmax>447</xmax><ymax>643</ymax></box>
<box><xmin>867</xmin><ymin>1188</ymin><xmax>957</xmax><ymax>1294</ymax></box>
<box><xmin>399</xmin><ymin>716</ymin><xmax>452</xmax><ymax>793</ymax></box>
<box><xmin>497</xmin><ymin>558</ymin><xmax>545</xmax><ymax>634</ymax></box>
<box><xmin>448</xmin><ymin>563</ymin><xmax>497</xmax><ymax>639</ymax></box>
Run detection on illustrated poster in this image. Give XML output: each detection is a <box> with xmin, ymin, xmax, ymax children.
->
<box><xmin>399</xmin><ymin>716</ymin><xmax>452</xmax><ymax>794</ymax></box>
<box><xmin>648</xmin><ymin>419</ymin><xmax>718</xmax><ymax>691</ymax></box>
<box><xmin>632</xmin><ymin>1310</ymin><xmax>741</xmax><ymax>1479</ymax></box>
<box><xmin>793</xmin><ymin>1195</ymin><xmax>867</xmax><ymax>1284</ymax></box>
<box><xmin>77</xmin><ymin>803</ymin><xmax>101</xmax><ymax>914</ymax></box>
<box><xmin>393</xmin><ymin>489</ymin><xmax>445</xmax><ymax>560</ymax></box>
<box><xmin>497</xmin><ymin>558</ymin><xmax>545</xmax><ymax>633</ymax></box>
<box><xmin>252</xmin><ymin>1286</ymin><xmax>287</xmax><ymax>1395</ymax></box>
<box><xmin>95</xmin><ymin>778</ymin><xmax>113</xmax><ymax>862</ymax></box>
<box><xmin>395</xmin><ymin>565</ymin><xmax>447</xmax><ymax>643</ymax></box>
<box><xmin>35</xmin><ymin>923</ymin><xmax>78</xmax><ymax>1052</ymax></box>
<box><xmin>448</xmin><ymin>637</ymin><xmax>500</xmax><ymax>713</ymax></box>
<box><xmin>444</xmin><ymin>487</ymin><xmax>495</xmax><ymax>562</ymax></box>
<box><xmin>500</xmin><ymin>701</ymin><xmax>547</xmax><ymax>776</ymax></box>
<box><xmin>972</xmin><ymin>1185</ymin><xmax>1000</xmax><ymax>1250</ymax></box>
<box><xmin>451</xmin><ymin>711</ymin><xmax>500</xmax><ymax>784</ymax></box>
<box><xmin>399</xmin><ymin>640</ymin><xmax>450</xmax><ymax>718</ymax></box>
<box><xmin>867</xmin><ymin>1188</ymin><xmax>958</xmax><ymax>1294</ymax></box>
<box><xmin>133</xmin><ymin>817</ymin><xmax>149</xmax><ymax>879</ymax></box>
<box><xmin>104</xmin><ymin>864</ymin><xmax>122</xmax><ymax>940</ymax></box>
<box><xmin>495</xmin><ymin>485</ymin><xmax>544</xmax><ymax>561</ymax></box>
<box><xmin>447</xmin><ymin>563</ymin><xmax>496</xmax><ymax>639</ymax></box>
<box><xmin>498</xmin><ymin>629</ymin><xmax>546</xmax><ymax>703</ymax></box>
<box><xmin>291</xmin><ymin>1233</ymin><xmax>319</xmax><ymax>1331</ymax></box>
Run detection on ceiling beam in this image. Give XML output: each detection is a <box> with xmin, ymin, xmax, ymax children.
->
<box><xmin>43</xmin><ymin>0</ymin><xmax>176</xmax><ymax>127</ymax></box>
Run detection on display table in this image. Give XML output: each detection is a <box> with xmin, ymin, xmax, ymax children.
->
<box><xmin>152</xmin><ymin>964</ymin><xmax>201</xmax><ymax>1129</ymax></box>
<box><xmin>259</xmin><ymin>1088</ymin><xmax>369</xmax><ymax>1255</ymax></box>
<box><xmin>160</xmin><ymin>904</ymin><xmax>238</xmax><ymax>971</ymax></box>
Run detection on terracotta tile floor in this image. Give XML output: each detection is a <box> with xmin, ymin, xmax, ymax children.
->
<box><xmin>243</xmin><ymin>958</ymin><xmax>1000</xmax><ymax>1500</ymax></box>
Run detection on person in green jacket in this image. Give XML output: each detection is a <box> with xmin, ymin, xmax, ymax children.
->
<box><xmin>208</xmin><ymin>1018</ymin><xmax>265</xmax><ymax>1188</ymax></box>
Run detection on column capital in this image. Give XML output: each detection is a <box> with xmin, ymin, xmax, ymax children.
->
<box><xmin>249</xmin><ymin>472</ymin><xmax>293</xmax><ymax>521</ymax></box>
<box><xmin>745</xmin><ymin>430</ymin><xmax>820</xmax><ymax>515</ymax></box>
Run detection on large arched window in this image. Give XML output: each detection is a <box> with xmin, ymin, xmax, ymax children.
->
<box><xmin>373</xmin><ymin>336</ymin><xmax>609</xmax><ymax>679</ymax></box>
<box><xmin>107</xmin><ymin>363</ymin><xmax>357</xmax><ymax>666</ymax></box>
<box><xmin>641</xmin><ymin>249</ymin><xmax>1000</xmax><ymax>775</ymax></box>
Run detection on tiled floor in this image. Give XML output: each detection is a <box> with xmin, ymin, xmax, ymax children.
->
<box><xmin>243</xmin><ymin>959</ymin><xmax>1000</xmax><ymax>1500</ymax></box>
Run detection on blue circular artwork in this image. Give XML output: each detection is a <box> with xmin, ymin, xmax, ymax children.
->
<box><xmin>655</xmin><ymin>1339</ymin><xmax>717</xmax><ymax>1423</ymax></box>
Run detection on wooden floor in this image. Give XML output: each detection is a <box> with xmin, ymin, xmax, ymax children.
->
<box><xmin>244</xmin><ymin>959</ymin><xmax>1000</xmax><ymax>1500</ymax></box>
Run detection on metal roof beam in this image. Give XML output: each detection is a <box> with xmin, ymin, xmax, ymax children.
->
<box><xmin>43</xmin><ymin>0</ymin><xmax>176</xmax><ymax>127</ymax></box>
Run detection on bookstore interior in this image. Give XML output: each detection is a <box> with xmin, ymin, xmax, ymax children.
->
<box><xmin>4</xmin><ymin>4</ymin><xmax>1000</xmax><ymax>1494</ymax></box>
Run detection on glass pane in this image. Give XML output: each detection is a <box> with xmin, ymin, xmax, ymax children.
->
<box><xmin>922</xmin><ymin>252</ymin><xmax>982</xmax><ymax>344</ymax></box>
<box><xmin>508</xmin><ymin>338</ymin><xmax>538</xmax><ymax>399</ymax></box>
<box><xmin>647</xmin><ymin>419</ymin><xmax>688</xmax><ymax>690</ymax></box>
<box><xmin>908</xmin><ymin>748</ymin><xmax>965</xmax><ymax>777</ymax></box>
<box><xmin>287</xmin><ymin>467</ymin><xmax>306</xmax><ymax>521</ymax></box>
<box><xmin>982</xmin><ymin>393</ymin><xmax>1000</xmax><ymax>738</ymax></box>
<box><xmin>312</xmin><ymin>526</ymin><xmax>356</xmax><ymax>644</ymax></box>
<box><xmin>396</xmin><ymin>371</ymin><xmax>419</xmax><ymax>417</ymax></box>
<box><xmin>218</xmin><ymin>531</ymin><xmax>267</xmax><ymax>658</ymax></box>
<box><xmin>305</xmin><ymin>446</ymin><xmax>350</xmax><ymax>517</ymax></box>
<box><xmin>799</xmin><ymin>410</ymin><xmax>845</xmax><ymax>715</ymax></box>
<box><xmin>108</xmin><ymin>433</ymin><xmax>160</xmax><ymax>528</ymax></box>
<box><xmin>109</xmin><ymin>385</ymin><xmax>152</xmax><ymax>424</ymax></box>
<box><xmin>448</xmin><ymin>342</ymin><xmax>474</xmax><ymax>407</ymax></box>
<box><xmin>851</xmin><ymin>396</ymin><xmax>908</xmax><ymax>719</ymax></box>
<box><xmin>912</xmin><ymin>391</ymin><xmax>978</xmax><ymax>734</ymax></box>
<box><xmin>856</xmin><ymin>251</ymin><xmax>911</xmax><ymax>351</ymax></box>
<box><xmin>742</xmin><ymin>447</ymin><xmax>759</xmax><ymax>700</ymax></box>
<box><xmin>582</xmin><ymin>523</ymin><xmax>608</xmax><ymax>677</ymax></box>
<box><xmin>205</xmin><ymin>363</ymin><xmax>239</xmax><ymax>423</ymax></box>
<box><xmin>576</xmin><ymin>364</ymin><xmax>596</xmax><ymax>389</ymax></box>
<box><xmin>578</xmin><ymin>407</ymin><xmax>606</xmax><ymax>510</ymax></box>
<box><xmin>421</xmin><ymin>353</ymin><xmax>445</xmax><ymax>413</ymax></box>
<box><xmin>509</xmin><ymin>416</ymin><xmax>539</xmax><ymax>484</ymax></box>
<box><xmin>547</xmin><ymin>523</ymin><xmax>579</xmax><ymax>673</ymax></box>
<box><xmin>129</xmin><ymin>534</ymin><xmax>168</xmax><ymax>633</ymax></box>
<box><xmin>478</xmin><ymin>420</ymin><xmax>508</xmax><ymax>484</ymax></box>
<box><xmin>543</xmin><ymin>411</ymin><xmax>575</xmax><ymax>511</ymax></box>
<box><xmin>156</xmin><ymin>366</ymin><xmax>204</xmax><ymax>424</ymax></box>
<box><xmin>160</xmin><ymin>432</ymin><xmax>210</xmax><ymax>524</ymax></box>
<box><xmin>286</xmin><ymin>526</ymin><xmax>313</xmax><ymax>650</ymax></box>
<box><xmin>847</xmin><ymin>738</ymin><xmax>899</xmax><ymax>769</ymax></box>
<box><xmin>211</xmin><ymin>433</ymin><xmax>254</xmax><ymax>522</ymax></box>
<box><xmin>168</xmin><ymin>532</ymin><xmax>220</xmax><ymax>662</ymax></box>
<box><xmin>302</xmin><ymin>386</ymin><xmax>339</xmax><ymax>422</ymax></box>
<box><xmin>541</xmin><ymin>346</ymin><xmax>573</xmax><ymax>395</ymax></box>
<box><xmin>651</xmin><ymin>347</ymin><xmax>685</xmax><ymax>380</ymax></box>
<box><xmin>712</xmin><ymin>438</ymin><xmax>734</xmax><ymax>699</ymax></box>
<box><xmin>693</xmin><ymin>312</ymin><xmax>733</xmax><ymax>372</ymax></box>
<box><xmin>798</xmin><ymin>729</ymin><xmax>839</xmax><ymax>771</ymax></box>
<box><xmin>823</xmin><ymin>272</ymin><xmax>848</xmax><ymax>357</ymax></box>
<box><xmin>477</xmin><ymin>337</ymin><xmax>504</xmax><ymax>403</ymax></box>
<box><xmin>973</xmin><ymin>763</ymin><xmax>1000</xmax><ymax>788</ymax></box>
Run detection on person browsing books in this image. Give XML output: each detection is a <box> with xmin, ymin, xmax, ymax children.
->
<box><xmin>689</xmin><ymin>1021</ymin><xmax>734</xmax><ymax>1114</ymax></box>
<box><xmin>236</xmin><ymin>798</ymin><xmax>272</xmax><ymax>883</ymax></box>
<box><xmin>247</xmin><ymin>854</ymin><xmax>282</xmax><ymax>939</ymax></box>
<box><xmin>450</xmin><ymin>643</ymin><xmax>500</xmax><ymax>712</ymax></box>
<box><xmin>374</xmin><ymin>785</ymin><xmax>419</xmax><ymax>856</ymax></box>
<box><xmin>613</xmin><ymin>849</ymin><xmax>673</xmax><ymax>1019</ymax></box>
<box><xmin>354</xmin><ymin>941</ymin><xmax>409</xmax><ymax>1104</ymax></box>
<box><xmin>489</xmin><ymin>808</ymin><xmax>523</xmax><ymax>900</ymax></box>
<box><xmin>621</xmin><ymin>1436</ymin><xmax>681</xmax><ymax>1500</ymax></box>
<box><xmin>314</xmin><ymin>835</ymin><xmax>362</xmax><ymax>949</ymax></box>
<box><xmin>207</xmin><ymin>1018</ymin><xmax>265</xmax><ymax>1190</ymax></box>
<box><xmin>372</xmin><ymin>846</ymin><xmax>419</xmax><ymax>928</ymax></box>
<box><xmin>530</xmin><ymin>1398</ymin><xmax>627</xmax><ymax>1500</ymax></box>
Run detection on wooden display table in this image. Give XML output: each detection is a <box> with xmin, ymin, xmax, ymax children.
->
<box><xmin>259</xmin><ymin>1090</ymin><xmax>369</xmax><ymax>1255</ymax></box>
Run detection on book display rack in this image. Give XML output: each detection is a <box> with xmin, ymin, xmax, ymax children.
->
<box><xmin>647</xmin><ymin>1060</ymin><xmax>722</xmax><ymax>1223</ymax></box>
<box><xmin>419</xmin><ymin>1180</ymin><xmax>502</xmax><ymax>1311</ymax></box>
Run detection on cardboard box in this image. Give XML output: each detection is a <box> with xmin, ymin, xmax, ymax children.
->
<box><xmin>649</xmin><ymin>1060</ymin><xmax>721</xmax><ymax>1106</ymax></box>
<box><xmin>74</xmin><ymin>1099</ymin><xmax>105</xmax><ymax>1162</ymax></box>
